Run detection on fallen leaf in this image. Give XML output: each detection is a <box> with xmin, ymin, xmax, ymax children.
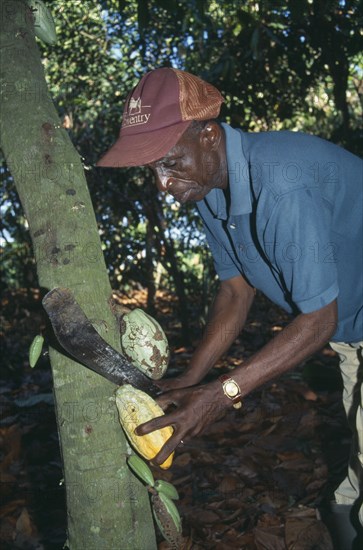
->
<box><xmin>254</xmin><ymin>525</ymin><xmax>285</xmax><ymax>550</ymax></box>
<box><xmin>16</xmin><ymin>508</ymin><xmax>33</xmax><ymax>537</ymax></box>
<box><xmin>285</xmin><ymin>516</ymin><xmax>333</xmax><ymax>549</ymax></box>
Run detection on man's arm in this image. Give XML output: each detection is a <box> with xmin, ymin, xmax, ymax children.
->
<box><xmin>157</xmin><ymin>274</ymin><xmax>255</xmax><ymax>390</ymax></box>
<box><xmin>137</xmin><ymin>299</ymin><xmax>338</xmax><ymax>466</ymax></box>
<box><xmin>232</xmin><ymin>298</ymin><xmax>337</xmax><ymax>395</ymax></box>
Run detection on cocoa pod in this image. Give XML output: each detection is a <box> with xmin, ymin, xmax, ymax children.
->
<box><xmin>116</xmin><ymin>384</ymin><xmax>174</xmax><ymax>469</ymax></box>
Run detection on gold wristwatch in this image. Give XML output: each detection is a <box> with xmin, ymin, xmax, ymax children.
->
<box><xmin>219</xmin><ymin>374</ymin><xmax>242</xmax><ymax>409</ymax></box>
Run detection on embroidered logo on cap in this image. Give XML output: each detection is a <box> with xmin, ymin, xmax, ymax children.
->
<box><xmin>123</xmin><ymin>96</ymin><xmax>151</xmax><ymax>128</ymax></box>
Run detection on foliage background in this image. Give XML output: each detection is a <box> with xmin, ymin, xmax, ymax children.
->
<box><xmin>1</xmin><ymin>0</ymin><xmax>362</xmax><ymax>330</ymax></box>
<box><xmin>0</xmin><ymin>2</ymin><xmax>361</xmax><ymax>547</ymax></box>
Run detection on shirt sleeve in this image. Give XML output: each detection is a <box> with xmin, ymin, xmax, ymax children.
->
<box><xmin>262</xmin><ymin>187</ymin><xmax>339</xmax><ymax>313</ymax></box>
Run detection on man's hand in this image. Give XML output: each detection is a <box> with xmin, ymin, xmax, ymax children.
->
<box><xmin>154</xmin><ymin>373</ymin><xmax>199</xmax><ymax>392</ymax></box>
<box><xmin>135</xmin><ymin>382</ymin><xmax>229</xmax><ymax>467</ymax></box>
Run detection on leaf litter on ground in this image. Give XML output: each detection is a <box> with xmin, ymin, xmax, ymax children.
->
<box><xmin>0</xmin><ymin>287</ymin><xmax>349</xmax><ymax>549</ymax></box>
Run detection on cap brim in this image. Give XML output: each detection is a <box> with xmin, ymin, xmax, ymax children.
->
<box><xmin>96</xmin><ymin>120</ymin><xmax>192</xmax><ymax>168</ymax></box>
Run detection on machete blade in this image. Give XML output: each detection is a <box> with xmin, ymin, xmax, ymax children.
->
<box><xmin>42</xmin><ymin>287</ymin><xmax>159</xmax><ymax>396</ymax></box>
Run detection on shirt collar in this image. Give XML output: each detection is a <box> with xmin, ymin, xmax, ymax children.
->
<box><xmin>197</xmin><ymin>123</ymin><xmax>252</xmax><ymax>220</ymax></box>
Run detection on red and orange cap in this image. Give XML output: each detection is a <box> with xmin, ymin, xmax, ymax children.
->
<box><xmin>97</xmin><ymin>67</ymin><xmax>224</xmax><ymax>167</ymax></box>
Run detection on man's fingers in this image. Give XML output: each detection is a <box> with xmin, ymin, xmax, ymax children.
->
<box><xmin>155</xmin><ymin>392</ymin><xmax>179</xmax><ymax>410</ymax></box>
<box><xmin>154</xmin><ymin>377</ymin><xmax>196</xmax><ymax>392</ymax></box>
<box><xmin>135</xmin><ymin>414</ymin><xmax>173</xmax><ymax>436</ymax></box>
<box><xmin>134</xmin><ymin>414</ymin><xmax>185</xmax><ymax>467</ymax></box>
<box><xmin>154</xmin><ymin>387</ymin><xmax>191</xmax><ymax>410</ymax></box>
<box><xmin>151</xmin><ymin>434</ymin><xmax>184</xmax><ymax>467</ymax></box>
<box><xmin>154</xmin><ymin>379</ymin><xmax>173</xmax><ymax>390</ymax></box>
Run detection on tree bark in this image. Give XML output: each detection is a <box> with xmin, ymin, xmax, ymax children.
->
<box><xmin>0</xmin><ymin>1</ymin><xmax>156</xmax><ymax>548</ymax></box>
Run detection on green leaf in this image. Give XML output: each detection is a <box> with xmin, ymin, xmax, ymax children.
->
<box><xmin>27</xmin><ymin>0</ymin><xmax>57</xmax><ymax>45</ymax></box>
<box><xmin>127</xmin><ymin>455</ymin><xmax>155</xmax><ymax>487</ymax></box>
<box><xmin>155</xmin><ymin>479</ymin><xmax>179</xmax><ymax>500</ymax></box>
<box><xmin>158</xmin><ymin>492</ymin><xmax>182</xmax><ymax>532</ymax></box>
<box><xmin>29</xmin><ymin>334</ymin><xmax>44</xmax><ymax>368</ymax></box>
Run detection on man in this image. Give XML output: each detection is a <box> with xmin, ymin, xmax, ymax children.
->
<box><xmin>97</xmin><ymin>68</ymin><xmax>362</xmax><ymax>545</ymax></box>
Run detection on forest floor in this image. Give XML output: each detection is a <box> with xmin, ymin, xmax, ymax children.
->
<box><xmin>0</xmin><ymin>287</ymin><xmax>352</xmax><ymax>549</ymax></box>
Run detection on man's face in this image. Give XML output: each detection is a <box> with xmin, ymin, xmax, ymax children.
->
<box><xmin>148</xmin><ymin>122</ymin><xmax>227</xmax><ymax>204</ymax></box>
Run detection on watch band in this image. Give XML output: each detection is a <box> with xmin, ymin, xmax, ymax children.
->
<box><xmin>219</xmin><ymin>374</ymin><xmax>242</xmax><ymax>409</ymax></box>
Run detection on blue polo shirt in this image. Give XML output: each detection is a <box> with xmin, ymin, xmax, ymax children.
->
<box><xmin>196</xmin><ymin>123</ymin><xmax>363</xmax><ymax>343</ymax></box>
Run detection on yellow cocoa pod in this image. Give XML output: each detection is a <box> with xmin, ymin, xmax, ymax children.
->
<box><xmin>116</xmin><ymin>385</ymin><xmax>174</xmax><ymax>469</ymax></box>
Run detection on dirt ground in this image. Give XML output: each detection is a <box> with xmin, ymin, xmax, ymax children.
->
<box><xmin>0</xmin><ymin>287</ymin><xmax>350</xmax><ymax>549</ymax></box>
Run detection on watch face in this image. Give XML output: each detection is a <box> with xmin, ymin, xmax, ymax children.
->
<box><xmin>225</xmin><ymin>381</ymin><xmax>238</xmax><ymax>397</ymax></box>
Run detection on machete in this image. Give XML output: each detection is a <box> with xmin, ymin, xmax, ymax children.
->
<box><xmin>42</xmin><ymin>287</ymin><xmax>159</xmax><ymax>396</ymax></box>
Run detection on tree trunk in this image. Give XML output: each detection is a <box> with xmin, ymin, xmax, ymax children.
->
<box><xmin>0</xmin><ymin>1</ymin><xmax>156</xmax><ymax>548</ymax></box>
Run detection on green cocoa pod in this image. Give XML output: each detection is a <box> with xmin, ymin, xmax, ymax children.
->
<box><xmin>27</xmin><ymin>0</ymin><xmax>57</xmax><ymax>45</ymax></box>
<box><xmin>29</xmin><ymin>334</ymin><xmax>44</xmax><ymax>368</ymax></box>
<box><xmin>120</xmin><ymin>309</ymin><xmax>169</xmax><ymax>380</ymax></box>
<box><xmin>158</xmin><ymin>492</ymin><xmax>182</xmax><ymax>532</ymax></box>
<box><xmin>155</xmin><ymin>479</ymin><xmax>179</xmax><ymax>500</ymax></box>
<box><xmin>127</xmin><ymin>455</ymin><xmax>155</xmax><ymax>487</ymax></box>
<box><xmin>151</xmin><ymin>493</ymin><xmax>183</xmax><ymax>549</ymax></box>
